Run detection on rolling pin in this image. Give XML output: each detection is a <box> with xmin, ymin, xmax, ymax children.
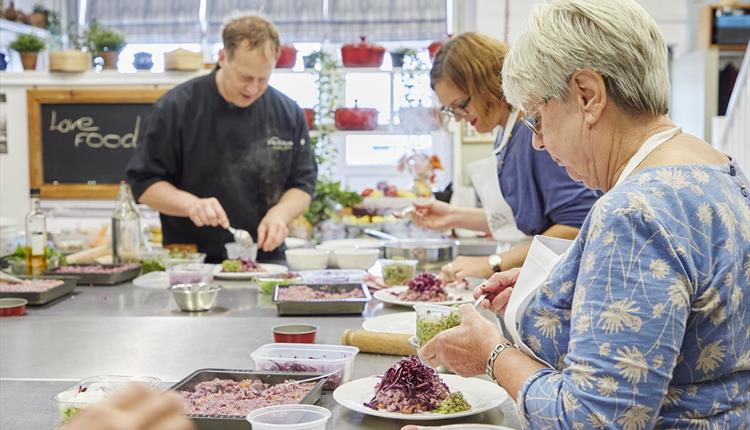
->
<box><xmin>65</xmin><ymin>245</ymin><xmax>110</xmax><ymax>264</ymax></box>
<box><xmin>341</xmin><ymin>329</ymin><xmax>416</xmax><ymax>356</ymax></box>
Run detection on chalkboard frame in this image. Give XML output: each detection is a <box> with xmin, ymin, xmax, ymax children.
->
<box><xmin>27</xmin><ymin>88</ymin><xmax>167</xmax><ymax>199</ymax></box>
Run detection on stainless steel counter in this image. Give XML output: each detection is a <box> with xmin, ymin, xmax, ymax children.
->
<box><xmin>0</xmin><ymin>280</ymin><xmax>521</xmax><ymax>430</ymax></box>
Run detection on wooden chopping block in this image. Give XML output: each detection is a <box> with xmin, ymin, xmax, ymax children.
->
<box><xmin>65</xmin><ymin>245</ymin><xmax>110</xmax><ymax>264</ymax></box>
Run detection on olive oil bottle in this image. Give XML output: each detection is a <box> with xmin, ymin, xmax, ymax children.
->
<box><xmin>25</xmin><ymin>188</ymin><xmax>47</xmax><ymax>276</ymax></box>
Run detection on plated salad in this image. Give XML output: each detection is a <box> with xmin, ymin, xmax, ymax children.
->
<box><xmin>365</xmin><ymin>356</ymin><xmax>471</xmax><ymax>415</ymax></box>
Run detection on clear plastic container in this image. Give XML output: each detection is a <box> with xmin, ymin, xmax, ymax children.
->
<box><xmin>251</xmin><ymin>343</ymin><xmax>359</xmax><ymax>389</ymax></box>
<box><xmin>53</xmin><ymin>375</ymin><xmax>161</xmax><ymax>421</ymax></box>
<box><xmin>167</xmin><ymin>263</ymin><xmax>215</xmax><ymax>286</ymax></box>
<box><xmin>381</xmin><ymin>259</ymin><xmax>417</xmax><ymax>286</ymax></box>
<box><xmin>163</xmin><ymin>252</ymin><xmax>206</xmax><ymax>269</ymax></box>
<box><xmin>246</xmin><ymin>404</ymin><xmax>331</xmax><ymax>430</ymax></box>
<box><xmin>297</xmin><ymin>269</ymin><xmax>367</xmax><ymax>284</ymax></box>
<box><xmin>414</xmin><ymin>303</ymin><xmax>461</xmax><ymax>347</ymax></box>
<box><xmin>256</xmin><ymin>272</ymin><xmax>301</xmax><ymax>295</ymax></box>
<box><xmin>225</xmin><ymin>242</ymin><xmax>257</xmax><ymax>261</ymax></box>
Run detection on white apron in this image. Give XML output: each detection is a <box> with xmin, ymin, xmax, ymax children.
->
<box><xmin>467</xmin><ymin>109</ymin><xmax>529</xmax><ymax>251</ymax></box>
<box><xmin>504</xmin><ymin>127</ymin><xmax>682</xmax><ymax>366</ymax></box>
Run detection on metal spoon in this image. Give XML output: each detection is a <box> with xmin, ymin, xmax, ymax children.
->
<box><xmin>227</xmin><ymin>226</ymin><xmax>254</xmax><ymax>247</ymax></box>
<box><xmin>282</xmin><ymin>370</ymin><xmax>339</xmax><ymax>386</ymax></box>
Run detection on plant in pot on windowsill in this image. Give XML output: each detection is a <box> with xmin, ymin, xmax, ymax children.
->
<box><xmin>9</xmin><ymin>33</ymin><xmax>46</xmax><ymax>71</ymax></box>
<box><xmin>390</xmin><ymin>47</ymin><xmax>416</xmax><ymax>68</ymax></box>
<box><xmin>84</xmin><ymin>20</ymin><xmax>126</xmax><ymax>70</ymax></box>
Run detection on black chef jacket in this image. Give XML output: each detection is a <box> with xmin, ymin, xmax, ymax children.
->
<box><xmin>126</xmin><ymin>69</ymin><xmax>317</xmax><ymax>263</ymax></box>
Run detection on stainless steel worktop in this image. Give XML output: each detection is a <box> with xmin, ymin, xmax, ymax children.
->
<box><xmin>0</xmin><ymin>279</ymin><xmax>521</xmax><ymax>430</ymax></box>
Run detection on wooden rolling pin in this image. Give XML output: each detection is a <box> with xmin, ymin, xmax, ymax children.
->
<box><xmin>65</xmin><ymin>245</ymin><xmax>110</xmax><ymax>264</ymax></box>
<box><xmin>341</xmin><ymin>329</ymin><xmax>416</xmax><ymax>356</ymax></box>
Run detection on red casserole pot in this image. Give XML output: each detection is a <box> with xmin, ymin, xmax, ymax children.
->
<box><xmin>335</xmin><ymin>101</ymin><xmax>378</xmax><ymax>130</ymax></box>
<box><xmin>303</xmin><ymin>108</ymin><xmax>315</xmax><ymax>130</ymax></box>
<box><xmin>276</xmin><ymin>45</ymin><xmax>297</xmax><ymax>68</ymax></box>
<box><xmin>0</xmin><ymin>298</ymin><xmax>27</xmax><ymax>317</ymax></box>
<box><xmin>341</xmin><ymin>36</ymin><xmax>385</xmax><ymax>67</ymax></box>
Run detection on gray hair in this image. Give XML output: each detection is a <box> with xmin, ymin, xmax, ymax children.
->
<box><xmin>502</xmin><ymin>0</ymin><xmax>670</xmax><ymax>116</ymax></box>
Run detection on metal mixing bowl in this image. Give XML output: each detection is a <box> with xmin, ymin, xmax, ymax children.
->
<box><xmin>169</xmin><ymin>283</ymin><xmax>221</xmax><ymax>312</ymax></box>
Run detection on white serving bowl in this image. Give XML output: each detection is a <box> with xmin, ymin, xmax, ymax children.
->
<box><xmin>317</xmin><ymin>239</ymin><xmax>382</xmax><ymax>267</ymax></box>
<box><xmin>285</xmin><ymin>248</ymin><xmax>329</xmax><ymax>270</ymax></box>
<box><xmin>334</xmin><ymin>248</ymin><xmax>379</xmax><ymax>270</ymax></box>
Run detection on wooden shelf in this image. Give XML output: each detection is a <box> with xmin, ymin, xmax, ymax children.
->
<box><xmin>699</xmin><ymin>5</ymin><xmax>750</xmax><ymax>51</ymax></box>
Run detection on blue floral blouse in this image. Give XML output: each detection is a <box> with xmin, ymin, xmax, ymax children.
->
<box><xmin>517</xmin><ymin>161</ymin><xmax>750</xmax><ymax>429</ymax></box>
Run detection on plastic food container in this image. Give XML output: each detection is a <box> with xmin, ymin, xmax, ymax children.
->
<box><xmin>53</xmin><ymin>375</ymin><xmax>161</xmax><ymax>421</ymax></box>
<box><xmin>256</xmin><ymin>272</ymin><xmax>301</xmax><ymax>295</ymax></box>
<box><xmin>225</xmin><ymin>242</ymin><xmax>257</xmax><ymax>261</ymax></box>
<box><xmin>252</xmin><ymin>343</ymin><xmax>359</xmax><ymax>389</ymax></box>
<box><xmin>163</xmin><ymin>252</ymin><xmax>206</xmax><ymax>269</ymax></box>
<box><xmin>0</xmin><ymin>298</ymin><xmax>27</xmax><ymax>317</ymax></box>
<box><xmin>272</xmin><ymin>324</ymin><xmax>318</xmax><ymax>343</ymax></box>
<box><xmin>247</xmin><ymin>404</ymin><xmax>331</xmax><ymax>430</ymax></box>
<box><xmin>414</xmin><ymin>303</ymin><xmax>460</xmax><ymax>347</ymax></box>
<box><xmin>381</xmin><ymin>259</ymin><xmax>417</xmax><ymax>286</ymax></box>
<box><xmin>167</xmin><ymin>263</ymin><xmax>215</xmax><ymax>286</ymax></box>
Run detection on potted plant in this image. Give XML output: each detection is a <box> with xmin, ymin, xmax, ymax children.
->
<box><xmin>84</xmin><ymin>20</ymin><xmax>126</xmax><ymax>70</ymax></box>
<box><xmin>30</xmin><ymin>3</ymin><xmax>52</xmax><ymax>29</ymax></box>
<box><xmin>390</xmin><ymin>47</ymin><xmax>416</xmax><ymax>68</ymax></box>
<box><xmin>9</xmin><ymin>33</ymin><xmax>46</xmax><ymax>71</ymax></box>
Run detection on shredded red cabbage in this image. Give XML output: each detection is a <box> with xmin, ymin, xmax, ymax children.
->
<box><xmin>407</xmin><ymin>273</ymin><xmax>444</xmax><ymax>294</ymax></box>
<box><xmin>364</xmin><ymin>356</ymin><xmax>450</xmax><ymax>411</ymax></box>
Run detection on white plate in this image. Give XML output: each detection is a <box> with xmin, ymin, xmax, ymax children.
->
<box><xmin>333</xmin><ymin>374</ymin><xmax>509</xmax><ymax>421</ymax></box>
<box><xmin>362</xmin><ymin>312</ymin><xmax>416</xmax><ymax>335</ymax></box>
<box><xmin>373</xmin><ymin>286</ymin><xmax>474</xmax><ymax>307</ymax></box>
<box><xmin>213</xmin><ymin>263</ymin><xmax>288</xmax><ymax>280</ymax></box>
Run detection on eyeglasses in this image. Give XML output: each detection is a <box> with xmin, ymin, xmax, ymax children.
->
<box><xmin>522</xmin><ymin>98</ymin><xmax>548</xmax><ymax>136</ymax></box>
<box><xmin>440</xmin><ymin>96</ymin><xmax>471</xmax><ymax>119</ymax></box>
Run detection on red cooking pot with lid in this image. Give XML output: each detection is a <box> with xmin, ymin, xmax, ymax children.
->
<box><xmin>341</xmin><ymin>36</ymin><xmax>385</xmax><ymax>67</ymax></box>
<box><xmin>335</xmin><ymin>100</ymin><xmax>378</xmax><ymax>130</ymax></box>
<box><xmin>276</xmin><ymin>45</ymin><xmax>297</xmax><ymax>68</ymax></box>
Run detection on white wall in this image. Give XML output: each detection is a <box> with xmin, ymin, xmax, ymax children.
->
<box><xmin>464</xmin><ymin>0</ymin><xmax>691</xmax><ymax>57</ymax></box>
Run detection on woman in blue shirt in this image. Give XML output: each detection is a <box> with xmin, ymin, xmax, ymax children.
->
<box><xmin>414</xmin><ymin>32</ymin><xmax>600</xmax><ymax>278</ymax></box>
<box><xmin>419</xmin><ymin>0</ymin><xmax>750</xmax><ymax>427</ymax></box>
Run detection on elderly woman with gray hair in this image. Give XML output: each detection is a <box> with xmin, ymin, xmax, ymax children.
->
<box><xmin>419</xmin><ymin>0</ymin><xmax>750</xmax><ymax>428</ymax></box>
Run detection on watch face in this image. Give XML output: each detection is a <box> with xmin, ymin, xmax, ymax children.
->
<box><xmin>489</xmin><ymin>254</ymin><xmax>502</xmax><ymax>268</ymax></box>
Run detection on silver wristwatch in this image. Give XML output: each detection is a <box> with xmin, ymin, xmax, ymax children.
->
<box><xmin>486</xmin><ymin>342</ymin><xmax>514</xmax><ymax>384</ymax></box>
<box><xmin>488</xmin><ymin>254</ymin><xmax>503</xmax><ymax>272</ymax></box>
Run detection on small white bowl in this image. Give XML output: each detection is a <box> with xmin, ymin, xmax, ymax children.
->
<box><xmin>285</xmin><ymin>248</ymin><xmax>328</xmax><ymax>270</ymax></box>
<box><xmin>334</xmin><ymin>248</ymin><xmax>379</xmax><ymax>270</ymax></box>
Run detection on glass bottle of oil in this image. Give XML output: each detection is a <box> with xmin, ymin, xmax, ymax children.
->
<box><xmin>25</xmin><ymin>188</ymin><xmax>47</xmax><ymax>275</ymax></box>
<box><xmin>111</xmin><ymin>181</ymin><xmax>141</xmax><ymax>264</ymax></box>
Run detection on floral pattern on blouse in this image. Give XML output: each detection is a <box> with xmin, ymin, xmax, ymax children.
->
<box><xmin>516</xmin><ymin>161</ymin><xmax>750</xmax><ymax>429</ymax></box>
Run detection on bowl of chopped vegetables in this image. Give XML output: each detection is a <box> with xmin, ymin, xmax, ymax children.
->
<box><xmin>256</xmin><ymin>272</ymin><xmax>301</xmax><ymax>294</ymax></box>
<box><xmin>381</xmin><ymin>259</ymin><xmax>417</xmax><ymax>286</ymax></box>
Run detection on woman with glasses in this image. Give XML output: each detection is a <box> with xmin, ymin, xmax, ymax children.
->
<box><xmin>414</xmin><ymin>32</ymin><xmax>600</xmax><ymax>279</ymax></box>
<box><xmin>418</xmin><ymin>0</ymin><xmax>749</xmax><ymax>427</ymax></box>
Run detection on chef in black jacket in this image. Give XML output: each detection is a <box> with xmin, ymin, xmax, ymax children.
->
<box><xmin>127</xmin><ymin>14</ymin><xmax>317</xmax><ymax>263</ymax></box>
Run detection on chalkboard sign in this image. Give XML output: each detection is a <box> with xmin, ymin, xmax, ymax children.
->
<box><xmin>28</xmin><ymin>88</ymin><xmax>167</xmax><ymax>199</ymax></box>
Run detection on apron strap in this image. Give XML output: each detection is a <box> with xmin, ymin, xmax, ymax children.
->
<box><xmin>614</xmin><ymin>127</ymin><xmax>681</xmax><ymax>187</ymax></box>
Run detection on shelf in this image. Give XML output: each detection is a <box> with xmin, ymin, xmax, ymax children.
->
<box><xmin>709</xmin><ymin>44</ymin><xmax>749</xmax><ymax>52</ymax></box>
<box><xmin>699</xmin><ymin>6</ymin><xmax>750</xmax><ymax>51</ymax></box>
<box><xmin>0</xmin><ymin>18</ymin><xmax>50</xmax><ymax>40</ymax></box>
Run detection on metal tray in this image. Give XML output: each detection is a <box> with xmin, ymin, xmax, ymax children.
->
<box><xmin>0</xmin><ymin>275</ymin><xmax>77</xmax><ymax>305</ymax></box>
<box><xmin>169</xmin><ymin>368</ymin><xmax>325</xmax><ymax>430</ymax></box>
<box><xmin>273</xmin><ymin>283</ymin><xmax>371</xmax><ymax>316</ymax></box>
<box><xmin>45</xmin><ymin>264</ymin><xmax>142</xmax><ymax>285</ymax></box>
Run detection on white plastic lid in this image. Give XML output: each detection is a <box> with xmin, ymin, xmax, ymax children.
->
<box><xmin>246</xmin><ymin>404</ymin><xmax>331</xmax><ymax>430</ymax></box>
<box><xmin>413</xmin><ymin>303</ymin><xmax>457</xmax><ymax>315</ymax></box>
<box><xmin>251</xmin><ymin>343</ymin><xmax>359</xmax><ymax>362</ymax></box>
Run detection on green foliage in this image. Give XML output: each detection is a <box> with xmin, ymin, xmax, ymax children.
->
<box><xmin>9</xmin><ymin>34</ymin><xmax>46</xmax><ymax>53</ymax></box>
<box><xmin>84</xmin><ymin>20</ymin><xmax>127</xmax><ymax>55</ymax></box>
<box><xmin>304</xmin><ymin>180</ymin><xmax>362</xmax><ymax>226</ymax></box>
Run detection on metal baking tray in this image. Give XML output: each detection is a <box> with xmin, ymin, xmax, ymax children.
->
<box><xmin>169</xmin><ymin>368</ymin><xmax>325</xmax><ymax>430</ymax></box>
<box><xmin>45</xmin><ymin>264</ymin><xmax>142</xmax><ymax>285</ymax></box>
<box><xmin>0</xmin><ymin>275</ymin><xmax>77</xmax><ymax>305</ymax></box>
<box><xmin>273</xmin><ymin>282</ymin><xmax>372</xmax><ymax>316</ymax></box>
